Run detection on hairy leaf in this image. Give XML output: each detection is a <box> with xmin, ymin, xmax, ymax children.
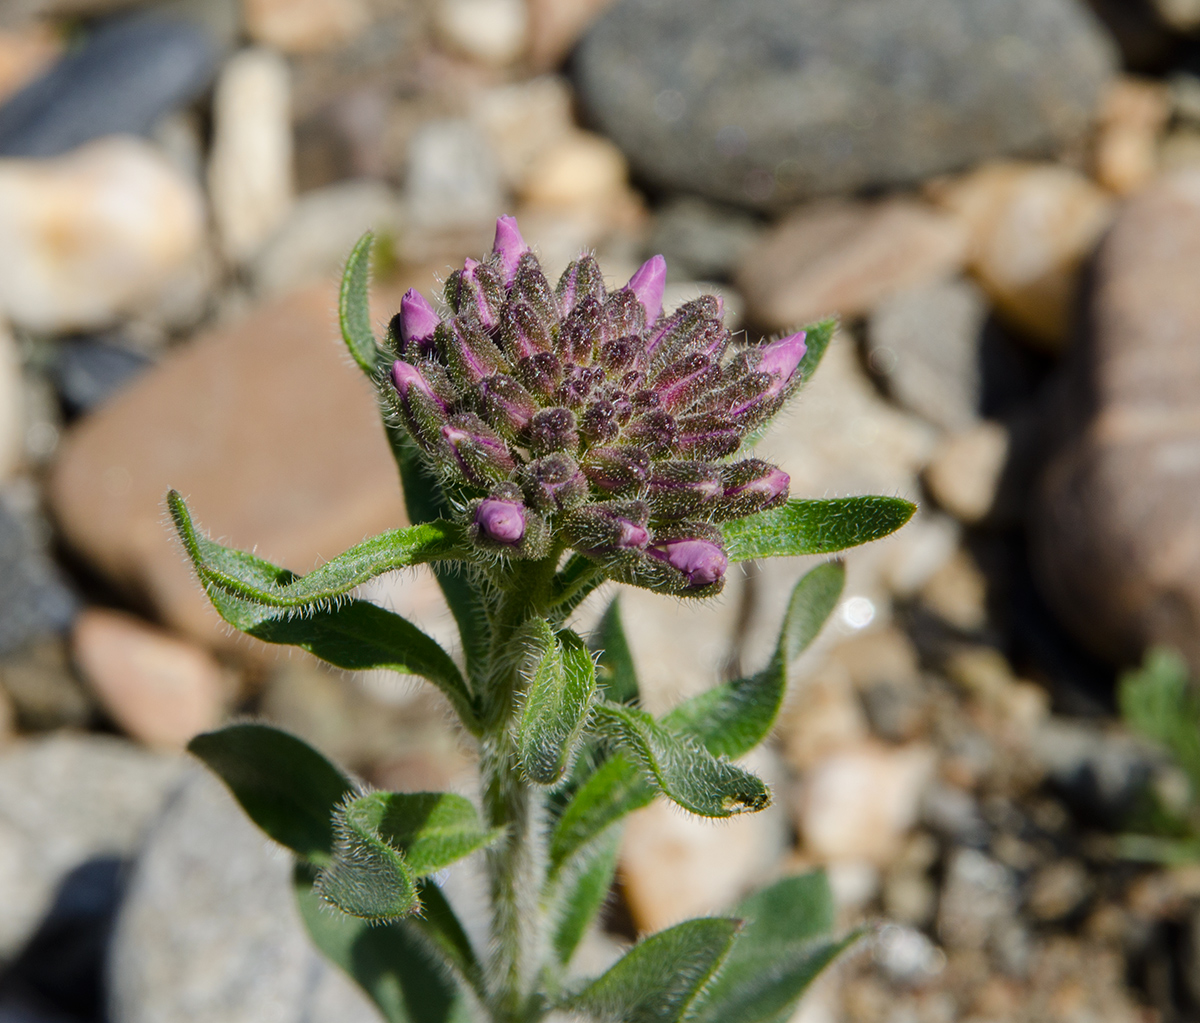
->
<box><xmin>591</xmin><ymin>701</ymin><xmax>770</xmax><ymax>818</ymax></box>
<box><xmin>340</xmin><ymin>231</ymin><xmax>382</xmax><ymax>378</ymax></box>
<box><xmin>795</xmin><ymin>317</ymin><xmax>836</xmax><ymax>387</ymax></box>
<box><xmin>519</xmin><ymin>624</ymin><xmax>596</xmax><ymax>785</ymax></box>
<box><xmin>188</xmin><ymin>724</ymin><xmax>353</xmax><ymax>862</ymax></box>
<box><xmin>296</xmin><ymin>868</ymin><xmax>471</xmax><ymax>1023</ymax></box>
<box><xmin>548</xmin><ymin>827</ymin><xmax>621</xmax><ymax>968</ymax></box>
<box><xmin>665</xmin><ymin>561</ymin><xmax>845</xmax><ymax>759</ymax></box>
<box><xmin>688</xmin><ymin>872</ymin><xmax>858</xmax><ymax>1023</ymax></box>
<box><xmin>548</xmin><ymin>553</ymin><xmax>606</xmax><ymax>620</ymax></box>
<box><xmin>317</xmin><ymin>791</ymin><xmax>501</xmax><ymax>921</ymax></box>
<box><xmin>563</xmin><ymin>917</ymin><xmax>741</xmax><ymax>1023</ymax></box>
<box><xmin>549</xmin><ymin>753</ymin><xmax>654</xmax><ymax>876</ymax></box>
<box><xmin>592</xmin><ymin>596</ymin><xmax>640</xmax><ymax>706</ymax></box>
<box><xmin>1120</xmin><ymin>646</ymin><xmax>1200</xmax><ymax>791</ymax></box>
<box><xmin>170</xmin><ymin>490</ymin><xmax>465</xmax><ymax>610</ymax></box>
<box><xmin>722</xmin><ymin>496</ymin><xmax>915</xmax><ymax>562</ymax></box>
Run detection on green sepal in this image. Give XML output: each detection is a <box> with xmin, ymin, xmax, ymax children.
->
<box><xmin>202</xmin><ymin>578</ymin><xmax>479</xmax><ymax>733</ymax></box>
<box><xmin>687</xmin><ymin>871</ymin><xmax>860</xmax><ymax>1023</ymax></box>
<box><xmin>547</xmin><ymin>826</ymin><xmax>621</xmax><ymax>969</ymax></box>
<box><xmin>340</xmin><ymin>231</ymin><xmax>382</xmax><ymax>378</ymax></box>
<box><xmin>188</xmin><ymin>723</ymin><xmax>353</xmax><ymax>862</ymax></box>
<box><xmin>665</xmin><ymin>560</ymin><xmax>845</xmax><ymax>758</ymax></box>
<box><xmin>721</xmin><ymin>496</ymin><xmax>915</xmax><ymax>562</ymax></box>
<box><xmin>592</xmin><ymin>595</ymin><xmax>640</xmax><ymax>706</ymax></box>
<box><xmin>169</xmin><ymin>490</ymin><xmax>465</xmax><ymax>610</ymax></box>
<box><xmin>518</xmin><ymin>623</ymin><xmax>597</xmax><ymax>785</ymax></box>
<box><xmin>562</xmin><ymin>916</ymin><xmax>741</xmax><ymax>1023</ymax></box>
<box><xmin>295</xmin><ymin>866</ymin><xmax>473</xmax><ymax>1023</ymax></box>
<box><xmin>590</xmin><ymin>701</ymin><xmax>770</xmax><ymax>818</ymax></box>
<box><xmin>316</xmin><ymin>791</ymin><xmax>502</xmax><ymax>922</ymax></box>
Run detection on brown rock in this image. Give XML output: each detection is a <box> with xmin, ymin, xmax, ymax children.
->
<box><xmin>243</xmin><ymin>0</ymin><xmax>370</xmax><ymax>54</ymax></box>
<box><xmin>0</xmin><ymin>639</ymin><xmax>95</xmax><ymax>731</ymax></box>
<box><xmin>1034</xmin><ymin>168</ymin><xmax>1200</xmax><ymax>671</ymax></box>
<box><xmin>934</xmin><ymin>161</ymin><xmax>1115</xmax><ymax>351</ymax></box>
<box><xmin>735</xmin><ymin>198</ymin><xmax>967</xmax><ymax>331</ymax></box>
<box><xmin>1093</xmin><ymin>76</ymin><xmax>1168</xmax><ymax>196</ymax></box>
<box><xmin>72</xmin><ymin>609</ymin><xmax>225</xmax><ymax>750</ymax></box>
<box><xmin>48</xmin><ymin>282</ymin><xmax>412</xmax><ymax>652</ymax></box>
<box><xmin>526</xmin><ymin>0</ymin><xmax>617</xmax><ymax>71</ymax></box>
<box><xmin>0</xmin><ymin>25</ymin><xmax>59</xmax><ymax>106</ymax></box>
<box><xmin>919</xmin><ymin>549</ymin><xmax>989</xmax><ymax>633</ymax></box>
<box><xmin>923</xmin><ymin>421</ymin><xmax>1011</xmax><ymax>524</ymax></box>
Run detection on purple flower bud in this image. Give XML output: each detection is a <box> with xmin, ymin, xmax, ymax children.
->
<box><xmin>725</xmin><ymin>464</ymin><xmax>790</xmax><ymax>501</ymax></box>
<box><xmin>563</xmin><ymin>500</ymin><xmax>651</xmax><ymax>555</ymax></box>
<box><xmin>623</xmin><ymin>409</ymin><xmax>677</xmax><ymax>457</ymax></box>
<box><xmin>475</xmin><ymin>497</ymin><xmax>525</xmax><ymax>545</ymax></box>
<box><xmin>711</xmin><ymin>460</ymin><xmax>790</xmax><ymax>521</ymax></box>
<box><xmin>526</xmin><ymin>407</ymin><xmax>579</xmax><ymax>455</ymax></box>
<box><xmin>522</xmin><ymin>454</ymin><xmax>587</xmax><ymax>512</ymax></box>
<box><xmin>648</xmin><ymin>538</ymin><xmax>728</xmax><ymax>588</ymax></box>
<box><xmin>389</xmin><ymin>360</ymin><xmax>453</xmax><ymax>451</ymax></box>
<box><xmin>398</xmin><ymin>290</ymin><xmax>440</xmax><ymax>356</ymax></box>
<box><xmin>583</xmin><ymin>446</ymin><xmax>651</xmax><ymax>491</ymax></box>
<box><xmin>646</xmin><ymin>295</ymin><xmax>721</xmax><ymax>360</ymax></box>
<box><xmin>442</xmin><ymin>319</ymin><xmax>508</xmax><ymax>388</ymax></box>
<box><xmin>648</xmin><ymin>461</ymin><xmax>722</xmax><ymax>518</ymax></box>
<box><xmin>515</xmin><ymin>352</ymin><xmax>563</xmax><ymax>398</ymax></box>
<box><xmin>499</xmin><ymin>301</ymin><xmax>553</xmax><ymax>360</ymax></box>
<box><xmin>558</xmin><ymin>296</ymin><xmax>607</xmax><ymax>366</ymax></box>
<box><xmin>674</xmin><ymin>412</ymin><xmax>741</xmax><ymax>460</ymax></box>
<box><xmin>391</xmin><ymin>360</ymin><xmax>442</xmax><ymax>407</ymax></box>
<box><xmin>440</xmin><ymin>414</ymin><xmax>515</xmax><ymax>485</ymax></box>
<box><xmin>556</xmin><ymin>254</ymin><xmax>606</xmax><ymax>315</ymax></box>
<box><xmin>651</xmin><ymin>353</ymin><xmax>719</xmax><ymax>412</ymax></box>
<box><xmin>459</xmin><ymin>258</ymin><xmax>500</xmax><ymax>329</ymax></box>
<box><xmin>478</xmin><ymin>374</ymin><xmax>536</xmax><ymax>436</ymax></box>
<box><xmin>758</xmin><ymin>331</ymin><xmax>807</xmax><ymax>397</ymax></box>
<box><xmin>580</xmin><ymin>400</ymin><xmax>620</xmax><ymax>444</ymax></box>
<box><xmin>492</xmin><ymin>215</ymin><xmax>527</xmax><ymax>285</ymax></box>
<box><xmin>604</xmin><ymin>290</ymin><xmax>646</xmax><ymax>338</ymax></box>
<box><xmin>625</xmin><ymin>254</ymin><xmax>666</xmax><ymax>326</ymax></box>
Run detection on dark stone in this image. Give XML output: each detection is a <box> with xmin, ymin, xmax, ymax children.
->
<box><xmin>0</xmin><ymin>500</ymin><xmax>76</xmax><ymax>656</ymax></box>
<box><xmin>0</xmin><ymin>16</ymin><xmax>218</xmax><ymax>159</ymax></box>
<box><xmin>574</xmin><ymin>0</ymin><xmax>1117</xmax><ymax>210</ymax></box>
<box><xmin>53</xmin><ymin>340</ymin><xmax>153</xmax><ymax>421</ymax></box>
<box><xmin>646</xmin><ymin>197</ymin><xmax>762</xmax><ymax>282</ymax></box>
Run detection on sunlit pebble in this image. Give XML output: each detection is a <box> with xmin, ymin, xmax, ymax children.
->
<box><xmin>839</xmin><ymin>595</ymin><xmax>876</xmax><ymax>630</ymax></box>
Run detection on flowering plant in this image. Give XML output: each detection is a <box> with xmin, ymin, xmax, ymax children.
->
<box><xmin>168</xmin><ymin>218</ymin><xmax>913</xmax><ymax>1023</ymax></box>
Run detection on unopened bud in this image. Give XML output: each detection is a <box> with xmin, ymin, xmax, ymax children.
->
<box><xmin>515</xmin><ymin>352</ymin><xmax>563</xmax><ymax>398</ymax></box>
<box><xmin>582</xmin><ymin>446</ymin><xmax>651</xmax><ymax>492</ymax></box>
<box><xmin>624</xmin><ymin>254</ymin><xmax>666</xmax><ymax>326</ymax></box>
<box><xmin>521</xmin><ymin>454</ymin><xmax>588</xmax><ymax>513</ymax></box>
<box><xmin>499</xmin><ymin>301</ymin><xmax>553</xmax><ymax>360</ymax></box>
<box><xmin>557</xmin><ymin>295</ymin><xmax>606</xmax><ymax>365</ymax></box>
<box><xmin>478</xmin><ymin>374</ymin><xmax>536</xmax><ymax>436</ymax></box>
<box><xmin>442</xmin><ymin>318</ymin><xmax>509</xmax><ymax>388</ymax></box>
<box><xmin>647</xmin><ymin>461</ymin><xmax>722</xmax><ymax>519</ymax></box>
<box><xmin>758</xmin><ymin>331</ymin><xmax>807</xmax><ymax>396</ymax></box>
<box><xmin>556</xmin><ymin>254</ymin><xmax>606</xmax><ymax>315</ymax></box>
<box><xmin>674</xmin><ymin>412</ymin><xmax>741</xmax><ymax>459</ymax></box>
<box><xmin>526</xmin><ymin>407</ymin><xmax>579</xmax><ymax>455</ymax></box>
<box><xmin>647</xmin><ymin>295</ymin><xmax>721</xmax><ymax>360</ymax></box>
<box><xmin>440</xmin><ymin>414</ymin><xmax>515</xmax><ymax>486</ymax></box>
<box><xmin>648</xmin><ymin>538</ymin><xmax>728</xmax><ymax>589</ymax></box>
<box><xmin>713</xmin><ymin>460</ymin><xmax>790</xmax><ymax>520</ymax></box>
<box><xmin>513</xmin><ymin>252</ymin><xmax>558</xmax><ymax>325</ymax></box>
<box><xmin>564</xmin><ymin>500</ymin><xmax>651</xmax><ymax>555</ymax></box>
<box><xmin>579</xmin><ymin>400</ymin><xmax>620</xmax><ymax>445</ymax></box>
<box><xmin>651</xmin><ymin>353</ymin><xmax>719</xmax><ymax>412</ymax></box>
<box><xmin>389</xmin><ymin>359</ymin><xmax>452</xmax><ymax>450</ymax></box>
<box><xmin>474</xmin><ymin>496</ymin><xmax>525</xmax><ymax>544</ymax></box>
<box><xmin>623</xmin><ymin>410</ymin><xmax>678</xmax><ymax>456</ymax></box>
<box><xmin>397</xmin><ymin>289</ymin><xmax>439</xmax><ymax>356</ymax></box>
<box><xmin>492</xmin><ymin>215</ymin><xmax>527</xmax><ymax>285</ymax></box>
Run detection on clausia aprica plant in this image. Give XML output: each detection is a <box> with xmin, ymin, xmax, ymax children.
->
<box><xmin>169</xmin><ymin>217</ymin><xmax>915</xmax><ymax>1023</ymax></box>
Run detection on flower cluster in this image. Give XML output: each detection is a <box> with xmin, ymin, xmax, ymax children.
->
<box><xmin>384</xmin><ymin>216</ymin><xmax>805</xmax><ymax>596</ymax></box>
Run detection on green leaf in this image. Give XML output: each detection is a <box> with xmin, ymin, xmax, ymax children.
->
<box><xmin>548</xmin><ymin>553</ymin><xmax>605</xmax><ymax>619</ymax></box>
<box><xmin>591</xmin><ymin>701</ymin><xmax>770</xmax><ymax>818</ymax></box>
<box><xmin>665</xmin><ymin>561</ymin><xmax>845</xmax><ymax>759</ymax></box>
<box><xmin>548</xmin><ymin>827</ymin><xmax>621</xmax><ymax>968</ymax></box>
<box><xmin>563</xmin><ymin>917</ymin><xmax>741</xmax><ymax>1023</ymax></box>
<box><xmin>188</xmin><ymin>724</ymin><xmax>353</xmax><ymax>862</ymax></box>
<box><xmin>169</xmin><ymin>490</ymin><xmax>465</xmax><ymax>610</ymax></box>
<box><xmin>317</xmin><ymin>791</ymin><xmax>501</xmax><ymax>922</ymax></box>
<box><xmin>519</xmin><ymin>624</ymin><xmax>597</xmax><ymax>785</ymax></box>
<box><xmin>296</xmin><ymin>868</ymin><xmax>470</xmax><ymax>1023</ymax></box>
<box><xmin>592</xmin><ymin>596</ymin><xmax>640</xmax><ymax>706</ymax></box>
<box><xmin>340</xmin><ymin>231</ymin><xmax>381</xmax><ymax>378</ymax></box>
<box><xmin>549</xmin><ymin>753</ymin><xmax>654</xmax><ymax>876</ymax></box>
<box><xmin>795</xmin><ymin>317</ymin><xmax>836</xmax><ymax>388</ymax></box>
<box><xmin>688</xmin><ymin>872</ymin><xmax>859</xmax><ymax>1023</ymax></box>
<box><xmin>204</xmin><ymin>582</ymin><xmax>478</xmax><ymax>733</ymax></box>
<box><xmin>1119</xmin><ymin>646</ymin><xmax>1200</xmax><ymax>791</ymax></box>
<box><xmin>722</xmin><ymin>496</ymin><xmax>915</xmax><ymax>563</ymax></box>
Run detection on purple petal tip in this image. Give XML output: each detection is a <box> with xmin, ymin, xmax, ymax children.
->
<box><xmin>492</xmin><ymin>216</ymin><xmax>527</xmax><ymax>283</ymax></box>
<box><xmin>400</xmin><ymin>289</ymin><xmax>440</xmax><ymax>353</ymax></box>
<box><xmin>760</xmin><ymin>331</ymin><xmax>807</xmax><ymax>391</ymax></box>
<box><xmin>627</xmin><ymin>254</ymin><xmax>667</xmax><ymax>325</ymax></box>
<box><xmin>650</xmin><ymin>538</ymin><xmax>727</xmax><ymax>587</ymax></box>
<box><xmin>476</xmin><ymin>498</ymin><xmax>525</xmax><ymax>544</ymax></box>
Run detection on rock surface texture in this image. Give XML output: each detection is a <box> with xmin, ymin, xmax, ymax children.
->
<box><xmin>1035</xmin><ymin>167</ymin><xmax>1200</xmax><ymax>672</ymax></box>
<box><xmin>574</xmin><ymin>0</ymin><xmax>1117</xmax><ymax>209</ymax></box>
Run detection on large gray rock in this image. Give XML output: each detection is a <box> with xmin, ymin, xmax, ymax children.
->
<box><xmin>574</xmin><ymin>0</ymin><xmax>1117</xmax><ymax>209</ymax></box>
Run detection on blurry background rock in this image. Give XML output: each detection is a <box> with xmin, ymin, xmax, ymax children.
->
<box><xmin>0</xmin><ymin>0</ymin><xmax>1199</xmax><ymax>1018</ymax></box>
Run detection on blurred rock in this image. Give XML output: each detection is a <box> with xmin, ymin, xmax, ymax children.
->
<box><xmin>252</xmin><ymin>179</ymin><xmax>404</xmax><ymax>297</ymax></box>
<box><xmin>519</xmin><ymin>131</ymin><xmax>628</xmax><ymax>210</ymax></box>
<box><xmin>648</xmin><ymin>197</ymin><xmax>761</xmax><ymax>283</ymax></box>
<box><xmin>244</xmin><ymin>0</ymin><xmax>370</xmax><ymax>54</ymax></box>
<box><xmin>527</xmin><ymin>0</ymin><xmax>616</xmax><ymax>71</ymax></box>
<box><xmin>794</xmin><ymin>741</ymin><xmax>935</xmax><ymax>865</ymax></box>
<box><xmin>920</xmin><ymin>781</ymin><xmax>988</xmax><ymax>846</ymax></box>
<box><xmin>403</xmin><ymin>118</ymin><xmax>503</xmax><ymax>240</ymax></box>
<box><xmin>923</xmin><ymin>422</ymin><xmax>1011</xmax><ymax>524</ymax></box>
<box><xmin>0</xmin><ymin>26</ymin><xmax>59</xmax><ymax>107</ymax></box>
<box><xmin>867</xmin><ymin>279</ymin><xmax>987</xmax><ymax>431</ymax></box>
<box><xmin>874</xmin><ymin>923</ymin><xmax>945</xmax><ymax>986</ymax></box>
<box><xmin>1093</xmin><ymin>76</ymin><xmax>1169</xmax><ymax>195</ymax></box>
<box><xmin>0</xmin><ymin>734</ymin><xmax>182</xmax><ymax>962</ymax></box>
<box><xmin>0</xmin><ymin>639</ymin><xmax>93</xmax><ymax>732</ymax></box>
<box><xmin>779</xmin><ymin>658</ymin><xmax>870</xmax><ymax>772</ymax></box>
<box><xmin>620</xmin><ymin>748</ymin><xmax>787</xmax><ymax>933</ymax></box>
<box><xmin>1035</xmin><ymin>168</ymin><xmax>1200</xmax><ymax>673</ymax></box>
<box><xmin>0</xmin><ymin>137</ymin><xmax>206</xmax><ymax>333</ymax></box>
<box><xmin>736</xmin><ymin>199</ymin><xmax>967</xmax><ymax>331</ymax></box>
<box><xmin>208</xmin><ymin>48</ymin><xmax>294</xmax><ymax>266</ymax></box>
<box><xmin>52</xmin><ymin>339</ymin><xmax>152</xmax><ymax>420</ymax></box>
<box><xmin>109</xmin><ymin>769</ymin><xmax>380</xmax><ymax>1023</ymax></box>
<box><xmin>48</xmin><ymin>281</ymin><xmax>410</xmax><ymax>652</ymax></box>
<box><xmin>470</xmin><ymin>76</ymin><xmax>576</xmax><ymax>192</ymax></box>
<box><xmin>1153</xmin><ymin>0</ymin><xmax>1200</xmax><ymax>31</ymax></box>
<box><xmin>937</xmin><ymin>848</ymin><xmax>1016</xmax><ymax>951</ymax></box>
<box><xmin>944</xmin><ymin>646</ymin><xmax>1049</xmax><ymax>745</ymax></box>
<box><xmin>0</xmin><ymin>498</ymin><xmax>76</xmax><ymax>657</ymax></box>
<box><xmin>72</xmin><ymin>609</ymin><xmax>225</xmax><ymax>751</ymax></box>
<box><xmin>0</xmin><ymin>322</ymin><xmax>19</xmax><ymax>481</ymax></box>
<box><xmin>918</xmin><ymin>548</ymin><xmax>989</xmax><ymax>633</ymax></box>
<box><xmin>934</xmin><ymin>162</ymin><xmax>1115</xmax><ymax>351</ymax></box>
<box><xmin>1028</xmin><ymin>859</ymin><xmax>1091</xmax><ymax>921</ymax></box>
<box><xmin>574</xmin><ymin>0</ymin><xmax>1115</xmax><ymax>210</ymax></box>
<box><xmin>0</xmin><ymin>16</ymin><xmax>217</xmax><ymax>158</ymax></box>
<box><xmin>435</xmin><ymin>0</ymin><xmax>528</xmax><ymax>65</ymax></box>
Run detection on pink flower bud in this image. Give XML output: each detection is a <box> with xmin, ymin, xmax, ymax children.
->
<box><xmin>649</xmin><ymin>538</ymin><xmax>728</xmax><ymax>588</ymax></box>
<box><xmin>391</xmin><ymin>360</ymin><xmax>446</xmax><ymax>410</ymax></box>
<box><xmin>726</xmin><ymin>465</ymin><xmax>790</xmax><ymax>501</ymax></box>
<box><xmin>475</xmin><ymin>497</ymin><xmax>525</xmax><ymax>544</ymax></box>
<box><xmin>758</xmin><ymin>331</ymin><xmax>807</xmax><ymax>397</ymax></box>
<box><xmin>625</xmin><ymin>254</ymin><xmax>666</xmax><ymax>325</ymax></box>
<box><xmin>492</xmin><ymin>215</ymin><xmax>527</xmax><ymax>285</ymax></box>
<box><xmin>399</xmin><ymin>290</ymin><xmax>440</xmax><ymax>356</ymax></box>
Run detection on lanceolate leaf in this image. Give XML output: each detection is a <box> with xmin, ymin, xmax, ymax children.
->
<box><xmin>548</xmin><ymin>827</ymin><xmax>621</xmax><ymax>968</ymax></box>
<box><xmin>548</xmin><ymin>753</ymin><xmax>654</xmax><ymax>877</ymax></box>
<box><xmin>340</xmin><ymin>231</ymin><xmax>382</xmax><ymax>378</ymax></box>
<box><xmin>591</xmin><ymin>701</ymin><xmax>770</xmax><ymax>818</ymax></box>
<box><xmin>563</xmin><ymin>917</ymin><xmax>741</xmax><ymax>1023</ymax></box>
<box><xmin>519</xmin><ymin>624</ymin><xmax>597</xmax><ymax>785</ymax></box>
<box><xmin>665</xmin><ymin>561</ymin><xmax>845</xmax><ymax>759</ymax></box>
<box><xmin>688</xmin><ymin>872</ymin><xmax>859</xmax><ymax>1023</ymax></box>
<box><xmin>203</xmin><ymin>583</ymin><xmax>479</xmax><ymax>733</ymax></box>
<box><xmin>795</xmin><ymin>317</ymin><xmax>836</xmax><ymax>387</ymax></box>
<box><xmin>169</xmin><ymin>490</ymin><xmax>465</xmax><ymax>610</ymax></box>
<box><xmin>721</xmin><ymin>496</ymin><xmax>915</xmax><ymax>562</ymax></box>
<box><xmin>316</xmin><ymin>791</ymin><xmax>501</xmax><ymax>922</ymax></box>
<box><xmin>188</xmin><ymin>724</ymin><xmax>353</xmax><ymax>862</ymax></box>
<box><xmin>592</xmin><ymin>596</ymin><xmax>640</xmax><ymax>706</ymax></box>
